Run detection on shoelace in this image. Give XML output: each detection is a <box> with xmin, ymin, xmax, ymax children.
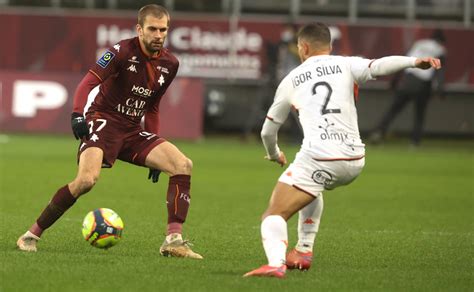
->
<box><xmin>167</xmin><ymin>238</ymin><xmax>194</xmax><ymax>247</ymax></box>
<box><xmin>24</xmin><ymin>237</ymin><xmax>38</xmax><ymax>243</ymax></box>
<box><xmin>181</xmin><ymin>240</ymin><xmax>194</xmax><ymax>247</ymax></box>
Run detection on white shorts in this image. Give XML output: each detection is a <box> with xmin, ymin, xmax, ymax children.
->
<box><xmin>278</xmin><ymin>149</ymin><xmax>365</xmax><ymax>197</ymax></box>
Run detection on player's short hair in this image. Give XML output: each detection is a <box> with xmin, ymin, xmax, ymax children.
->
<box><xmin>297</xmin><ymin>22</ymin><xmax>331</xmax><ymax>50</ymax></box>
<box><xmin>138</xmin><ymin>4</ymin><xmax>170</xmax><ymax>27</ymax></box>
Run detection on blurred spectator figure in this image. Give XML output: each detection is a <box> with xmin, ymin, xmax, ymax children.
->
<box><xmin>277</xmin><ymin>23</ymin><xmax>300</xmax><ymax>81</ymax></box>
<box><xmin>369</xmin><ymin>29</ymin><xmax>446</xmax><ymax>146</ymax></box>
<box><xmin>277</xmin><ymin>23</ymin><xmax>303</xmax><ymax>143</ymax></box>
<box><xmin>242</xmin><ymin>23</ymin><xmax>301</xmax><ymax>141</ymax></box>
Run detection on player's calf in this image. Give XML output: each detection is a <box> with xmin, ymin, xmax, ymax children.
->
<box><xmin>166</xmin><ymin>175</ymin><xmax>191</xmax><ymax>231</ymax></box>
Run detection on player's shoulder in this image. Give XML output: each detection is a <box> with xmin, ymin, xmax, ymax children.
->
<box><xmin>160</xmin><ymin>48</ymin><xmax>179</xmax><ymax>65</ymax></box>
<box><xmin>303</xmin><ymin>55</ymin><xmax>355</xmax><ymax>72</ymax></box>
<box><xmin>307</xmin><ymin>55</ymin><xmax>349</xmax><ymax>66</ymax></box>
<box><xmin>336</xmin><ymin>55</ymin><xmax>373</xmax><ymax>68</ymax></box>
<box><xmin>335</xmin><ymin>55</ymin><xmax>362</xmax><ymax>62</ymax></box>
<box><xmin>120</xmin><ymin>37</ymin><xmax>141</xmax><ymax>53</ymax></box>
<box><xmin>325</xmin><ymin>55</ymin><xmax>353</xmax><ymax>66</ymax></box>
<box><xmin>104</xmin><ymin>37</ymin><xmax>138</xmax><ymax>60</ymax></box>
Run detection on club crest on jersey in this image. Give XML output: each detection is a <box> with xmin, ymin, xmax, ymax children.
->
<box><xmin>158</xmin><ymin>74</ymin><xmax>165</xmax><ymax>86</ymax></box>
<box><xmin>97</xmin><ymin>50</ymin><xmax>115</xmax><ymax>68</ymax></box>
<box><xmin>90</xmin><ymin>133</ymin><xmax>99</xmax><ymax>142</ymax></box>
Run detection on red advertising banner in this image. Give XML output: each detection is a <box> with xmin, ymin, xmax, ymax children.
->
<box><xmin>0</xmin><ymin>71</ymin><xmax>204</xmax><ymax>139</ymax></box>
<box><xmin>1</xmin><ymin>11</ymin><xmax>473</xmax><ymax>87</ymax></box>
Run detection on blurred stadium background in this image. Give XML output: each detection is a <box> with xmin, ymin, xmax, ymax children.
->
<box><xmin>0</xmin><ymin>0</ymin><xmax>473</xmax><ymax>141</ymax></box>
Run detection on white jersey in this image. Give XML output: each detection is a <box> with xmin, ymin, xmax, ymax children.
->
<box><xmin>266</xmin><ymin>55</ymin><xmax>375</xmax><ymax>160</ymax></box>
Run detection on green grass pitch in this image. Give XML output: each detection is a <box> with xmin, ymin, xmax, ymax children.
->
<box><xmin>1</xmin><ymin>134</ymin><xmax>472</xmax><ymax>291</ymax></box>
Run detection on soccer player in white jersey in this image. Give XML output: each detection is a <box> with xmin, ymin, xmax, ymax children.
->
<box><xmin>243</xmin><ymin>22</ymin><xmax>441</xmax><ymax>278</ymax></box>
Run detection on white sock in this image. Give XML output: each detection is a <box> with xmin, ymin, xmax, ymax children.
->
<box><xmin>166</xmin><ymin>233</ymin><xmax>182</xmax><ymax>242</ymax></box>
<box><xmin>261</xmin><ymin>215</ymin><xmax>287</xmax><ymax>267</ymax></box>
<box><xmin>296</xmin><ymin>193</ymin><xmax>323</xmax><ymax>253</ymax></box>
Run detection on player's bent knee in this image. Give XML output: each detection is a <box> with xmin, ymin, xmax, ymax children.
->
<box><xmin>73</xmin><ymin>174</ymin><xmax>99</xmax><ymax>196</ymax></box>
<box><xmin>262</xmin><ymin>208</ymin><xmax>292</xmax><ymax>221</ymax></box>
<box><xmin>184</xmin><ymin>158</ymin><xmax>193</xmax><ymax>173</ymax></box>
<box><xmin>172</xmin><ymin>157</ymin><xmax>193</xmax><ymax>175</ymax></box>
<box><xmin>262</xmin><ymin>212</ymin><xmax>282</xmax><ymax>221</ymax></box>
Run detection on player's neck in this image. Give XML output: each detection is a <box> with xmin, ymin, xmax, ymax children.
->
<box><xmin>303</xmin><ymin>50</ymin><xmax>331</xmax><ymax>62</ymax></box>
<box><xmin>311</xmin><ymin>49</ymin><xmax>331</xmax><ymax>56</ymax></box>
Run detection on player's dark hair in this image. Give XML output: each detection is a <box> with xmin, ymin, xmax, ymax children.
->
<box><xmin>297</xmin><ymin>22</ymin><xmax>331</xmax><ymax>49</ymax></box>
<box><xmin>138</xmin><ymin>4</ymin><xmax>170</xmax><ymax>27</ymax></box>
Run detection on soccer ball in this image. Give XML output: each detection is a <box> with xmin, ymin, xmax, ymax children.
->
<box><xmin>82</xmin><ymin>208</ymin><xmax>124</xmax><ymax>249</ymax></box>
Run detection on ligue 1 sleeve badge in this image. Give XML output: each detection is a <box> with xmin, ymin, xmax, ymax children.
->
<box><xmin>97</xmin><ymin>50</ymin><xmax>116</xmax><ymax>68</ymax></box>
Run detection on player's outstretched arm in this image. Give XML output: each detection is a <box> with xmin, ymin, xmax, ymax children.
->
<box><xmin>414</xmin><ymin>57</ymin><xmax>442</xmax><ymax>70</ymax></box>
<box><xmin>368</xmin><ymin>56</ymin><xmax>441</xmax><ymax>78</ymax></box>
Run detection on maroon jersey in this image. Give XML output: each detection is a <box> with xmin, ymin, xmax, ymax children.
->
<box><xmin>86</xmin><ymin>37</ymin><xmax>178</xmax><ymax>126</ymax></box>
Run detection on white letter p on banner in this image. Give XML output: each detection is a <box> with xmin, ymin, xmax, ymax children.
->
<box><xmin>12</xmin><ymin>80</ymin><xmax>68</xmax><ymax>117</ymax></box>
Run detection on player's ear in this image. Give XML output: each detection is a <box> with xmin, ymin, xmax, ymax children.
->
<box><xmin>303</xmin><ymin>41</ymin><xmax>310</xmax><ymax>56</ymax></box>
<box><xmin>136</xmin><ymin>24</ymin><xmax>143</xmax><ymax>36</ymax></box>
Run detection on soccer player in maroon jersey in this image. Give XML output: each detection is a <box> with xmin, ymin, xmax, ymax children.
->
<box><xmin>17</xmin><ymin>4</ymin><xmax>202</xmax><ymax>259</ymax></box>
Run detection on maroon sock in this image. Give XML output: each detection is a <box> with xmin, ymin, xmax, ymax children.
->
<box><xmin>167</xmin><ymin>222</ymin><xmax>182</xmax><ymax>235</ymax></box>
<box><xmin>33</xmin><ymin>185</ymin><xmax>77</xmax><ymax>236</ymax></box>
<box><xmin>166</xmin><ymin>175</ymin><xmax>191</xmax><ymax>234</ymax></box>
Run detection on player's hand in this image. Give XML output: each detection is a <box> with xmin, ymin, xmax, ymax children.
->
<box><xmin>415</xmin><ymin>57</ymin><xmax>441</xmax><ymax>70</ymax></box>
<box><xmin>148</xmin><ymin>168</ymin><xmax>161</xmax><ymax>183</ymax></box>
<box><xmin>71</xmin><ymin>112</ymin><xmax>89</xmax><ymax>140</ymax></box>
<box><xmin>265</xmin><ymin>151</ymin><xmax>287</xmax><ymax>167</ymax></box>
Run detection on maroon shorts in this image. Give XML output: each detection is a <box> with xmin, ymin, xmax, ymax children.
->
<box><xmin>77</xmin><ymin>114</ymin><xmax>165</xmax><ymax>168</ymax></box>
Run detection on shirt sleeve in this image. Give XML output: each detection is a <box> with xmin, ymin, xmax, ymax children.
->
<box><xmin>346</xmin><ymin>56</ymin><xmax>375</xmax><ymax>85</ymax></box>
<box><xmin>266</xmin><ymin>76</ymin><xmax>292</xmax><ymax>124</ymax></box>
<box><xmin>72</xmin><ymin>72</ymin><xmax>101</xmax><ymax>114</ymax></box>
<box><xmin>261</xmin><ymin>118</ymin><xmax>282</xmax><ymax>160</ymax></box>
<box><xmin>369</xmin><ymin>56</ymin><xmax>417</xmax><ymax>77</ymax></box>
<box><xmin>89</xmin><ymin>44</ymin><xmax>124</xmax><ymax>82</ymax></box>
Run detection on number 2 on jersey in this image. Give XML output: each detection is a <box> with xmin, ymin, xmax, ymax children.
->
<box><xmin>312</xmin><ymin>81</ymin><xmax>341</xmax><ymax>115</ymax></box>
